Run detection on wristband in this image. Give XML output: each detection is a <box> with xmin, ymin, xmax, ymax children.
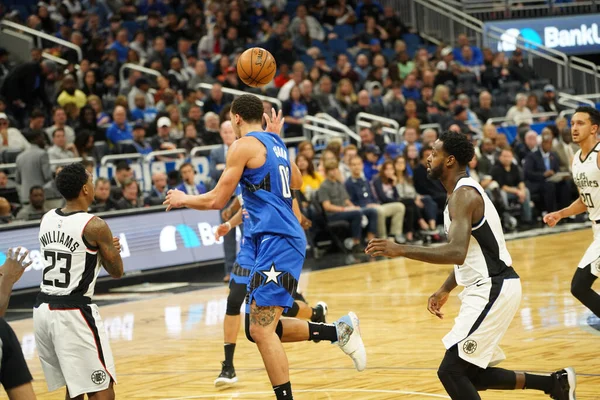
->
<box><xmin>225</xmin><ymin>222</ymin><xmax>231</xmax><ymax>230</ymax></box>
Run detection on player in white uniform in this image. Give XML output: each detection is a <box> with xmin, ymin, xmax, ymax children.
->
<box><xmin>545</xmin><ymin>106</ymin><xmax>600</xmax><ymax>318</ymax></box>
<box><xmin>366</xmin><ymin>131</ymin><xmax>575</xmax><ymax>400</ymax></box>
<box><xmin>33</xmin><ymin>163</ymin><xmax>124</xmax><ymax>400</ymax></box>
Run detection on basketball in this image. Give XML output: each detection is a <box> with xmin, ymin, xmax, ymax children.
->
<box><xmin>236</xmin><ymin>47</ymin><xmax>277</xmax><ymax>87</ymax></box>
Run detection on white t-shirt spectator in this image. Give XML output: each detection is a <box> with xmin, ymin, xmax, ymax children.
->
<box><xmin>0</xmin><ymin>128</ymin><xmax>31</xmax><ymax>151</ymax></box>
<box><xmin>506</xmin><ymin>106</ymin><xmax>534</xmax><ymax>126</ymax></box>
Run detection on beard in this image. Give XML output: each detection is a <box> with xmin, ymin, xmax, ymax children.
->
<box><xmin>427</xmin><ymin>164</ymin><xmax>443</xmax><ymax>181</ymax></box>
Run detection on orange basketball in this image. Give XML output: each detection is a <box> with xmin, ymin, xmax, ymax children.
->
<box><xmin>236</xmin><ymin>47</ymin><xmax>277</xmax><ymax>87</ymax></box>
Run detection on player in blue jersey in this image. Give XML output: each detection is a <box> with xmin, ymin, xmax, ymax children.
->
<box><xmin>164</xmin><ymin>94</ymin><xmax>365</xmax><ymax>400</ymax></box>
<box><xmin>212</xmin><ymin>192</ymin><xmax>328</xmax><ymax>388</ymax></box>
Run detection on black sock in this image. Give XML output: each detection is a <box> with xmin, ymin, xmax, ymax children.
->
<box><xmin>473</xmin><ymin>368</ymin><xmax>517</xmax><ymax>390</ymax></box>
<box><xmin>273</xmin><ymin>381</ymin><xmax>293</xmax><ymax>400</ymax></box>
<box><xmin>524</xmin><ymin>373</ymin><xmax>553</xmax><ymax>393</ymax></box>
<box><xmin>224</xmin><ymin>343</ymin><xmax>235</xmax><ymax>367</ymax></box>
<box><xmin>308</xmin><ymin>322</ymin><xmax>338</xmax><ymax>342</ymax></box>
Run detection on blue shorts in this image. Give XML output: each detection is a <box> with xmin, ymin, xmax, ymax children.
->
<box><xmin>246</xmin><ymin>234</ymin><xmax>305</xmax><ymax>312</ymax></box>
<box><xmin>230</xmin><ymin>236</ymin><xmax>254</xmax><ymax>286</ymax></box>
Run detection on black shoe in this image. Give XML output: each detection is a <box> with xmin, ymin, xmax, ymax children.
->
<box><xmin>311</xmin><ymin>301</ymin><xmax>328</xmax><ymax>323</ymax></box>
<box><xmin>549</xmin><ymin>367</ymin><xmax>576</xmax><ymax>400</ymax></box>
<box><xmin>214</xmin><ymin>362</ymin><xmax>238</xmax><ymax>387</ymax></box>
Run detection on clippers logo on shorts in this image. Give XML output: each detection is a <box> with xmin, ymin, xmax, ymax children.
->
<box><xmin>593</xmin><ymin>258</ymin><xmax>600</xmax><ymax>275</ymax></box>
<box><xmin>91</xmin><ymin>370</ymin><xmax>107</xmax><ymax>385</ymax></box>
<box><xmin>463</xmin><ymin>340</ymin><xmax>478</xmax><ymax>354</ymax></box>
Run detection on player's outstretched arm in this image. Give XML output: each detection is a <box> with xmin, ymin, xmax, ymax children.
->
<box><xmin>365</xmin><ymin>187</ymin><xmax>479</xmax><ymax>265</ymax></box>
<box><xmin>164</xmin><ymin>140</ymin><xmax>252</xmax><ymax>211</ymax></box>
<box><xmin>544</xmin><ymin>196</ymin><xmax>587</xmax><ymax>227</ymax></box>
<box><xmin>215</xmin><ymin>207</ymin><xmax>244</xmax><ymax>241</ymax></box>
<box><xmin>0</xmin><ymin>248</ymin><xmax>32</xmax><ymax>317</ymax></box>
<box><xmin>85</xmin><ymin>217</ymin><xmax>124</xmax><ymax>278</ymax></box>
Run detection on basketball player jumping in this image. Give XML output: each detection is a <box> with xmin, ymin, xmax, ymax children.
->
<box><xmin>544</xmin><ymin>106</ymin><xmax>600</xmax><ymax>319</ymax></box>
<box><xmin>34</xmin><ymin>163</ymin><xmax>124</xmax><ymax>400</ymax></box>
<box><xmin>213</xmin><ymin>194</ymin><xmax>328</xmax><ymax>387</ymax></box>
<box><xmin>165</xmin><ymin>95</ymin><xmax>366</xmax><ymax>400</ymax></box>
<box><xmin>366</xmin><ymin>132</ymin><xmax>575</xmax><ymax>400</ymax></box>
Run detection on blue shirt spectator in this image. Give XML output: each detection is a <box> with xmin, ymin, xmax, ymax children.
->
<box><xmin>362</xmin><ymin>145</ymin><xmax>384</xmax><ymax>181</ymax></box>
<box><xmin>109</xmin><ymin>31</ymin><xmax>129</xmax><ymax>63</ymax></box>
<box><xmin>345</xmin><ymin>175</ymin><xmax>378</xmax><ymax>208</ymax></box>
<box><xmin>106</xmin><ymin>106</ymin><xmax>133</xmax><ymax>143</ymax></box>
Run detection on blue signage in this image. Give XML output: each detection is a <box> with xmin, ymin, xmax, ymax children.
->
<box><xmin>484</xmin><ymin>14</ymin><xmax>600</xmax><ymax>55</ymax></box>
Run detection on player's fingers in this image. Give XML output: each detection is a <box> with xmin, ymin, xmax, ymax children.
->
<box><xmin>7</xmin><ymin>247</ymin><xmax>14</xmax><ymax>260</ymax></box>
<box><xmin>277</xmin><ymin>109</ymin><xmax>283</xmax><ymax>121</ymax></box>
<box><xmin>18</xmin><ymin>249</ymin><xmax>29</xmax><ymax>264</ymax></box>
<box><xmin>263</xmin><ymin>112</ymin><xmax>271</xmax><ymax>125</ymax></box>
<box><xmin>22</xmin><ymin>260</ymin><xmax>33</xmax><ymax>269</ymax></box>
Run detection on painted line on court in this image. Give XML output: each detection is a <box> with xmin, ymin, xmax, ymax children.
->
<box><xmin>161</xmin><ymin>388</ymin><xmax>451</xmax><ymax>399</ymax></box>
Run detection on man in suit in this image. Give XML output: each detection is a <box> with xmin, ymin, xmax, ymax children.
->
<box><xmin>524</xmin><ymin>131</ymin><xmax>570</xmax><ymax>213</ymax></box>
<box><xmin>209</xmin><ymin>120</ymin><xmax>238</xmax><ymax>282</ymax></box>
<box><xmin>144</xmin><ymin>172</ymin><xmax>169</xmax><ymax>206</ymax></box>
<box><xmin>15</xmin><ymin>133</ymin><xmax>52</xmax><ymax>203</ymax></box>
<box><xmin>176</xmin><ymin>162</ymin><xmax>207</xmax><ymax>195</ymax></box>
<box><xmin>110</xmin><ymin>161</ymin><xmax>133</xmax><ymax>201</ymax></box>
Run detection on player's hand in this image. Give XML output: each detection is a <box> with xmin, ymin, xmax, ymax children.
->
<box><xmin>543</xmin><ymin>211</ymin><xmax>562</xmax><ymax>227</ymax></box>
<box><xmin>300</xmin><ymin>215</ymin><xmax>312</xmax><ymax>229</ymax></box>
<box><xmin>112</xmin><ymin>237</ymin><xmax>121</xmax><ymax>253</ymax></box>
<box><xmin>0</xmin><ymin>247</ymin><xmax>31</xmax><ymax>285</ymax></box>
<box><xmin>263</xmin><ymin>108</ymin><xmax>285</xmax><ymax>135</ymax></box>
<box><xmin>365</xmin><ymin>238</ymin><xmax>403</xmax><ymax>258</ymax></box>
<box><xmin>163</xmin><ymin>189</ymin><xmax>187</xmax><ymax>211</ymax></box>
<box><xmin>427</xmin><ymin>290</ymin><xmax>450</xmax><ymax>319</ymax></box>
<box><xmin>221</xmin><ymin>208</ymin><xmax>232</xmax><ymax>221</ymax></box>
<box><xmin>214</xmin><ymin>223</ymin><xmax>231</xmax><ymax>241</ymax></box>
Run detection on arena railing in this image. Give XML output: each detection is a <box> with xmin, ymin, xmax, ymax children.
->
<box><xmin>119</xmin><ymin>63</ymin><xmax>162</xmax><ymax>85</ymax></box>
<box><xmin>195</xmin><ymin>83</ymin><xmax>283</xmax><ymax>111</ymax></box>
<box><xmin>355</xmin><ymin>112</ymin><xmax>400</xmax><ymax>141</ymax></box>
<box><xmin>557</xmin><ymin>92</ymin><xmax>596</xmax><ymax>108</ymax></box>
<box><xmin>570</xmin><ymin>57</ymin><xmax>600</xmax><ymax>95</ymax></box>
<box><xmin>0</xmin><ymin>20</ymin><xmax>82</xmax><ymax>62</ymax></box>
<box><xmin>304</xmin><ymin>115</ymin><xmax>361</xmax><ymax>143</ymax></box>
<box><xmin>455</xmin><ymin>0</ymin><xmax>600</xmax><ymax>20</ymax></box>
<box><xmin>485</xmin><ymin>112</ymin><xmax>559</xmax><ymax>126</ymax></box>
<box><xmin>357</xmin><ymin>120</ymin><xmax>400</xmax><ymax>143</ymax></box>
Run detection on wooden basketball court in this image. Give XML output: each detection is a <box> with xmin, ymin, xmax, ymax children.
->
<box><xmin>5</xmin><ymin>228</ymin><xmax>600</xmax><ymax>399</ymax></box>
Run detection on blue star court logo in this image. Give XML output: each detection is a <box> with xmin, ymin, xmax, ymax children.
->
<box><xmin>261</xmin><ymin>263</ymin><xmax>282</xmax><ymax>285</ymax></box>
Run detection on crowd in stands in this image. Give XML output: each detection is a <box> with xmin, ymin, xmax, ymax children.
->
<box><xmin>0</xmin><ymin>0</ymin><xmax>585</xmax><ymax>249</ymax></box>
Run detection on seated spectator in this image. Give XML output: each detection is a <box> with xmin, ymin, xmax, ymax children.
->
<box><xmin>145</xmin><ymin>172</ymin><xmax>168</xmax><ymax>206</ymax></box>
<box><xmin>524</xmin><ymin>131</ymin><xmax>570</xmax><ymax>213</ymax></box>
<box><xmin>290</xmin><ymin>4</ymin><xmax>325</xmax><ymax>41</ymax></box>
<box><xmin>397</xmin><ymin>126</ymin><xmax>422</xmax><ymax>154</ymax></box>
<box><xmin>127</xmin><ymin>77</ymin><xmax>155</xmax><ymax>111</ymax></box>
<box><xmin>508</xmin><ymin>48</ymin><xmax>536</xmax><ymax>86</ymax></box>
<box><xmin>421</xmin><ymin>128</ymin><xmax>438</xmax><ymax>148</ymax></box>
<box><xmin>506</xmin><ymin>93</ymin><xmax>534</xmax><ymax>126</ymax></box>
<box><xmin>475</xmin><ymin>91</ymin><xmax>503</xmax><ymax>123</ymax></box>
<box><xmin>401</xmin><ymin>73</ymin><xmax>421</xmax><ymax>101</ymax></box>
<box><xmin>176</xmin><ymin>162</ymin><xmax>207</xmax><ymax>195</ymax></box>
<box><xmin>131</xmin><ymin>124</ymin><xmax>152</xmax><ymax>155</ymax></box>
<box><xmin>491</xmin><ymin>148</ymin><xmax>533</xmax><ymax>225</ymax></box>
<box><xmin>453</xmin><ymin>34</ymin><xmax>483</xmax><ymax>66</ymax></box>
<box><xmin>527</xmin><ymin>93</ymin><xmax>544</xmax><ymax>115</ymax></box>
<box><xmin>541</xmin><ymin>84</ymin><xmax>564</xmax><ymax>114</ymax></box>
<box><xmin>15</xmin><ymin>133</ymin><xmax>51</xmax><ymax>203</ymax></box>
<box><xmin>359</xmin><ymin>126</ymin><xmax>386</xmax><ymax>156</ymax></box>
<box><xmin>77</xmin><ymin>104</ymin><xmax>106</xmax><ymax>142</ymax></box>
<box><xmin>22</xmin><ymin>109</ymin><xmax>46</xmax><ymax>143</ymax></box>
<box><xmin>179</xmin><ymin>122</ymin><xmax>204</xmax><ymax>154</ymax></box>
<box><xmin>48</xmin><ymin>128</ymin><xmax>78</xmax><ymax>162</ymax></box>
<box><xmin>106</xmin><ymin>106</ymin><xmax>133</xmax><ymax>144</ymax></box>
<box><xmin>202</xmin><ymin>83</ymin><xmax>232</xmax><ymax>116</ymax></box>
<box><xmin>330</xmin><ymin>54</ymin><xmax>360</xmax><ymax>85</ymax></box>
<box><xmin>201</xmin><ymin>112</ymin><xmax>222</xmax><ymax>145</ymax></box>
<box><xmin>188</xmin><ymin>60</ymin><xmax>216</xmax><ymax>89</ymax></box>
<box><xmin>282</xmin><ymin>86</ymin><xmax>308</xmax><ymax>137</ymax></box>
<box><xmin>362</xmin><ymin>145</ymin><xmax>383</xmax><ymax>182</ymax></box>
<box><xmin>432</xmin><ymin>84</ymin><xmax>451</xmax><ymax>113</ymax></box>
<box><xmin>0</xmin><ymin>197</ymin><xmax>13</xmax><ymax>224</ymax></box>
<box><xmin>333</xmin><ymin>78</ymin><xmax>357</xmax><ymax>123</ymax></box>
<box><xmin>468</xmin><ymin>154</ymin><xmax>495</xmax><ymax>192</ymax></box>
<box><xmin>394</xmin><ymin>155</ymin><xmax>438</xmax><ymax>235</ymax></box>
<box><xmin>0</xmin><ymin>171</ymin><xmax>17</xmax><ymax>190</ymax></box>
<box><xmin>553</xmin><ymin>126</ymin><xmax>575</xmax><ymax>172</ymax></box>
<box><xmin>151</xmin><ymin>117</ymin><xmax>179</xmax><ymax>152</ymax></box>
<box><xmin>296</xmin><ymin>154</ymin><xmax>323</xmax><ymax>199</ymax></box>
<box><xmin>347</xmin><ymin>90</ymin><xmax>385</xmax><ymax>130</ymax></box>
<box><xmin>300</xmin><ymin>80</ymin><xmax>321</xmax><ymax>116</ymax></box>
<box><xmin>0</xmin><ymin>113</ymin><xmax>30</xmax><ymax>151</ymax></box>
<box><xmin>110</xmin><ymin>161</ymin><xmax>133</xmax><ymax>201</ymax></box>
<box><xmin>178</xmin><ymin>88</ymin><xmax>198</xmax><ymax>124</ymax></box>
<box><xmin>87</xmin><ymin>95</ymin><xmax>111</xmax><ymax>126</ymax></box>
<box><xmin>166</xmin><ymin>105</ymin><xmax>185</xmax><ymax>140</ymax></box>
<box><xmin>115</xmin><ymin>179</ymin><xmax>142</xmax><ymax>210</ymax></box>
<box><xmin>167</xmin><ymin>56</ymin><xmax>192</xmax><ymax>91</ymax></box>
<box><xmin>317</xmin><ymin>159</ymin><xmax>377</xmax><ymax>252</ymax></box>
<box><xmin>413</xmin><ymin>146</ymin><xmax>447</xmax><ymax>211</ymax></box>
<box><xmin>45</xmin><ymin>107</ymin><xmax>76</xmax><ymax>144</ymax></box>
<box><xmin>339</xmin><ymin>144</ymin><xmax>358</xmax><ymax>181</ymax></box>
<box><xmin>57</xmin><ymin>75</ymin><xmax>87</xmax><ymax>109</ymax></box>
<box><xmin>298</xmin><ymin>141</ymin><xmax>316</xmax><ymax>162</ymax></box>
<box><xmin>90</xmin><ymin>177</ymin><xmax>117</xmax><ymax>213</ymax></box>
<box><xmin>478</xmin><ymin>138</ymin><xmax>499</xmax><ymax>176</ymax></box>
<box><xmin>130</xmin><ymin>94</ymin><xmax>158</xmax><ymax>127</ymax></box>
<box><xmin>16</xmin><ymin>186</ymin><xmax>48</xmax><ymax>220</ymax></box>
<box><xmin>514</xmin><ymin>129</ymin><xmax>538</xmax><ymax>164</ymax></box>
<box><xmin>350</xmin><ymin>158</ymin><xmax>406</xmax><ymax>242</ymax></box>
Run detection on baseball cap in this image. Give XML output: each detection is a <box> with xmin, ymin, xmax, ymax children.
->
<box><xmin>0</xmin><ymin>113</ymin><xmax>7</xmax><ymax>120</ymax></box>
<box><xmin>157</xmin><ymin>116</ymin><xmax>171</xmax><ymax>128</ymax></box>
<box><xmin>544</xmin><ymin>84</ymin><xmax>555</xmax><ymax>92</ymax></box>
<box><xmin>369</xmin><ymin>38</ymin><xmax>381</xmax><ymax>46</ymax></box>
<box><xmin>436</xmin><ymin>61</ymin><xmax>447</xmax><ymax>71</ymax></box>
<box><xmin>385</xmin><ymin>143</ymin><xmax>402</xmax><ymax>159</ymax></box>
<box><xmin>133</xmin><ymin>122</ymin><xmax>145</xmax><ymax>130</ymax></box>
<box><xmin>441</xmin><ymin>46</ymin><xmax>453</xmax><ymax>57</ymax></box>
<box><xmin>454</xmin><ymin>105</ymin><xmax>466</xmax><ymax>116</ymax></box>
<box><xmin>364</xmin><ymin>144</ymin><xmax>381</xmax><ymax>155</ymax></box>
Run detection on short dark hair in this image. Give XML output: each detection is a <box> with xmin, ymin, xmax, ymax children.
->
<box><xmin>29</xmin><ymin>185</ymin><xmax>44</xmax><ymax>195</ymax></box>
<box><xmin>439</xmin><ymin>131</ymin><xmax>475</xmax><ymax>167</ymax></box>
<box><xmin>30</xmin><ymin>109</ymin><xmax>45</xmax><ymax>119</ymax></box>
<box><xmin>419</xmin><ymin>145</ymin><xmax>432</xmax><ymax>160</ymax></box>
<box><xmin>230</xmin><ymin>94</ymin><xmax>263</xmax><ymax>124</ymax></box>
<box><xmin>52</xmin><ymin>128</ymin><xmax>65</xmax><ymax>138</ymax></box>
<box><xmin>115</xmin><ymin>160</ymin><xmax>131</xmax><ymax>172</ymax></box>
<box><xmin>56</xmin><ymin>163</ymin><xmax>88</xmax><ymax>200</ymax></box>
<box><xmin>179</xmin><ymin>162</ymin><xmax>195</xmax><ymax>172</ymax></box>
<box><xmin>81</xmin><ymin>159</ymin><xmax>95</xmax><ymax>169</ymax></box>
<box><xmin>575</xmin><ymin>106</ymin><xmax>600</xmax><ymax>127</ymax></box>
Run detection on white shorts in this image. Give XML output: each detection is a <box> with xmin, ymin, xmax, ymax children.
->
<box><xmin>33</xmin><ymin>303</ymin><xmax>117</xmax><ymax>397</ymax></box>
<box><xmin>442</xmin><ymin>278</ymin><xmax>522</xmax><ymax>369</ymax></box>
<box><xmin>577</xmin><ymin>224</ymin><xmax>600</xmax><ymax>277</ymax></box>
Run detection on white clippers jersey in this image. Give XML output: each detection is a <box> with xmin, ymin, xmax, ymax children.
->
<box><xmin>572</xmin><ymin>142</ymin><xmax>600</xmax><ymax>221</ymax></box>
<box><xmin>38</xmin><ymin>209</ymin><xmax>101</xmax><ymax>297</ymax></box>
<box><xmin>444</xmin><ymin>177</ymin><xmax>514</xmax><ymax>287</ymax></box>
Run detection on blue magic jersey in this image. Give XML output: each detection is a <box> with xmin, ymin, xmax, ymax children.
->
<box><xmin>240</xmin><ymin>131</ymin><xmax>306</xmax><ymax>251</ymax></box>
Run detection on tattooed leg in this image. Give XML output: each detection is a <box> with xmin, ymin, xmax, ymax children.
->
<box><xmin>248</xmin><ymin>301</ymin><xmax>289</xmax><ymax>386</ymax></box>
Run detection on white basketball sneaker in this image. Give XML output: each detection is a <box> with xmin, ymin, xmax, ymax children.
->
<box><xmin>334</xmin><ymin>312</ymin><xmax>366</xmax><ymax>372</ymax></box>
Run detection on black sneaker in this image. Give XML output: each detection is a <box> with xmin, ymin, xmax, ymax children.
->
<box><xmin>311</xmin><ymin>301</ymin><xmax>328</xmax><ymax>323</ymax></box>
<box><xmin>214</xmin><ymin>362</ymin><xmax>238</xmax><ymax>388</ymax></box>
<box><xmin>549</xmin><ymin>367</ymin><xmax>576</xmax><ymax>400</ymax></box>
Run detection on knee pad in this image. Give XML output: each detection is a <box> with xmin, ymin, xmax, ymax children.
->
<box><xmin>282</xmin><ymin>301</ymin><xmax>300</xmax><ymax>318</ymax></box>
<box><xmin>226</xmin><ymin>281</ymin><xmax>247</xmax><ymax>316</ymax></box>
<box><xmin>244</xmin><ymin>313</ymin><xmax>284</xmax><ymax>343</ymax></box>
